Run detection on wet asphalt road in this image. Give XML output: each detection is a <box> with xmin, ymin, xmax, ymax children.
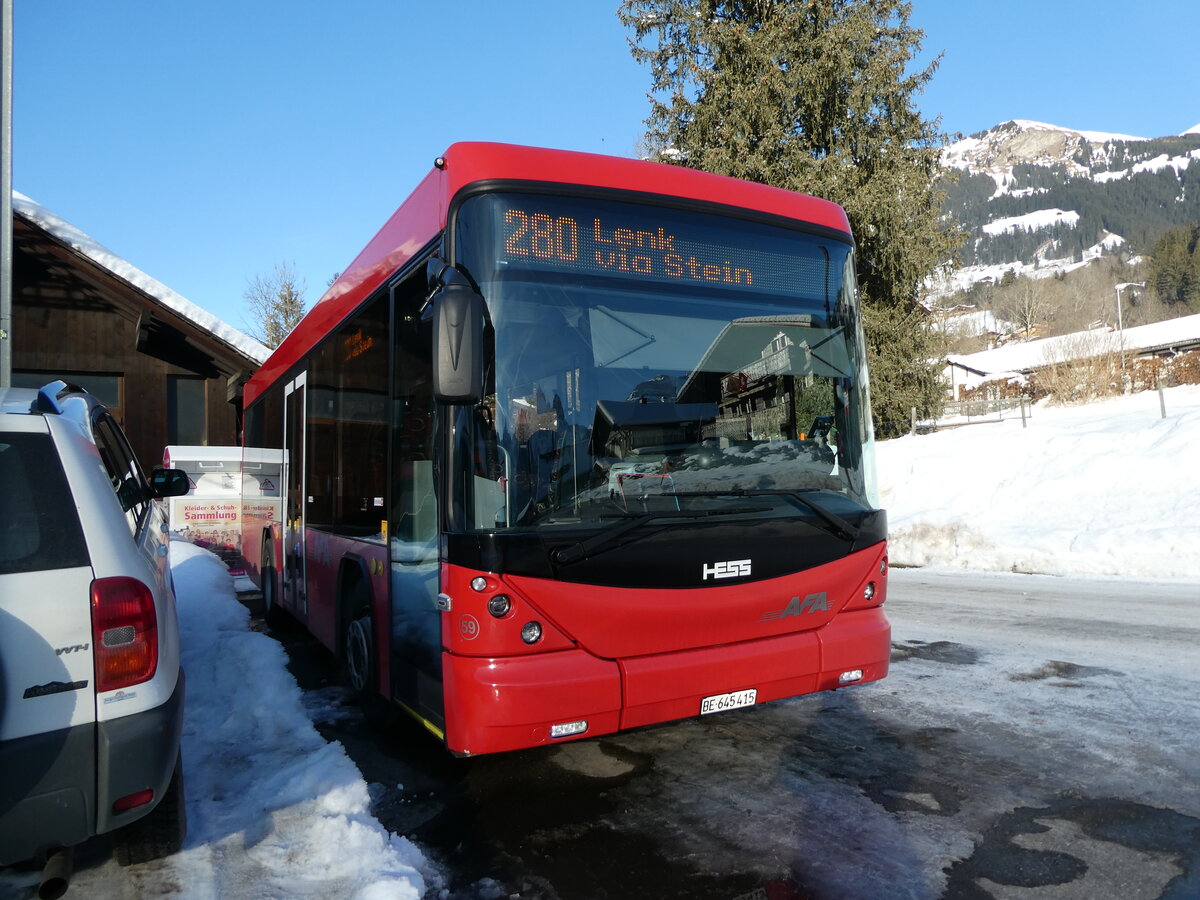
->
<box><xmin>247</xmin><ymin>569</ymin><xmax>1200</xmax><ymax>900</ymax></box>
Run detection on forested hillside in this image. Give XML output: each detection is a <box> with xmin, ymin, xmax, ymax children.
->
<box><xmin>939</xmin><ymin>122</ymin><xmax>1200</xmax><ymax>279</ymax></box>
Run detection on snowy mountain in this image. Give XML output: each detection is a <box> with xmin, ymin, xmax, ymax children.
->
<box><xmin>934</xmin><ymin>119</ymin><xmax>1200</xmax><ymax>296</ymax></box>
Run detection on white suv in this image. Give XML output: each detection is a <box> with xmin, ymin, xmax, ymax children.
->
<box><xmin>0</xmin><ymin>381</ymin><xmax>190</xmax><ymax>889</ymax></box>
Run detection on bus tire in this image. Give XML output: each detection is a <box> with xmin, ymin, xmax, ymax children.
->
<box><xmin>261</xmin><ymin>536</ymin><xmax>288</xmax><ymax>629</ymax></box>
<box><xmin>342</xmin><ymin>582</ymin><xmax>375</xmax><ymax>696</ymax></box>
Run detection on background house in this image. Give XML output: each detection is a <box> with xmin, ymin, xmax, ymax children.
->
<box><xmin>944</xmin><ymin>314</ymin><xmax>1200</xmax><ymax>399</ymax></box>
<box><xmin>11</xmin><ymin>193</ymin><xmax>268</xmax><ymax>467</ymax></box>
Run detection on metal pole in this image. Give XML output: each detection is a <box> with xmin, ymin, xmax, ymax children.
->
<box><xmin>1158</xmin><ymin>379</ymin><xmax>1166</xmax><ymax>419</ymax></box>
<box><xmin>1113</xmin><ymin>283</ymin><xmax>1145</xmax><ymax>372</ymax></box>
<box><xmin>1</xmin><ymin>0</ymin><xmax>13</xmax><ymax>388</ymax></box>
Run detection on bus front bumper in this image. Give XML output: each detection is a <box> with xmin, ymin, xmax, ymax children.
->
<box><xmin>442</xmin><ymin>605</ymin><xmax>890</xmax><ymax>756</ymax></box>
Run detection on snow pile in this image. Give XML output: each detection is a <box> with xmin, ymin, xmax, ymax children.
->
<box><xmin>877</xmin><ymin>384</ymin><xmax>1200</xmax><ymax>577</ymax></box>
<box><xmin>66</xmin><ymin>540</ymin><xmax>429</xmax><ymax>899</ymax></box>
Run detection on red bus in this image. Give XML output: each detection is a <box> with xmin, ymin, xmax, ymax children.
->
<box><xmin>241</xmin><ymin>143</ymin><xmax>889</xmax><ymax>756</ymax></box>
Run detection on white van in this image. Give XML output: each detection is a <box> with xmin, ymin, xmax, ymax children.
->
<box><xmin>0</xmin><ymin>382</ymin><xmax>190</xmax><ymax>893</ymax></box>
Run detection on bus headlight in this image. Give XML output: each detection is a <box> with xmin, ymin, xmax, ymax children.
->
<box><xmin>864</xmin><ymin>582</ymin><xmax>876</xmax><ymax>601</ymax></box>
<box><xmin>487</xmin><ymin>594</ymin><xmax>511</xmax><ymax>618</ymax></box>
<box><xmin>521</xmin><ymin>621</ymin><xmax>543</xmax><ymax>644</ymax></box>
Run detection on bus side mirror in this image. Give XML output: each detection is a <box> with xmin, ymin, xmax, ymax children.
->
<box><xmin>433</xmin><ymin>273</ymin><xmax>485</xmax><ymax>403</ymax></box>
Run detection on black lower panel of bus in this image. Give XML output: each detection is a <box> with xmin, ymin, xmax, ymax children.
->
<box><xmin>445</xmin><ymin>510</ymin><xmax>885</xmax><ymax>589</ymax></box>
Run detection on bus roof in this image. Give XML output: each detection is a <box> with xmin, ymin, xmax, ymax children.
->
<box><xmin>245</xmin><ymin>142</ymin><xmax>852</xmax><ymax>405</ymax></box>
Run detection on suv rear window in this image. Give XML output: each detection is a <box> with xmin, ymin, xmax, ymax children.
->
<box><xmin>0</xmin><ymin>433</ymin><xmax>90</xmax><ymax>575</ymax></box>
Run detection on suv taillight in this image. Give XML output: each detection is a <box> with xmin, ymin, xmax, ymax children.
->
<box><xmin>91</xmin><ymin>577</ymin><xmax>158</xmax><ymax>692</ymax></box>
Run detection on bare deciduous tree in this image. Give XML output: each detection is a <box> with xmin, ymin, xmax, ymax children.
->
<box><xmin>244</xmin><ymin>262</ymin><xmax>307</xmax><ymax>349</ymax></box>
<box><xmin>998</xmin><ymin>278</ymin><xmax>1049</xmax><ymax>338</ymax></box>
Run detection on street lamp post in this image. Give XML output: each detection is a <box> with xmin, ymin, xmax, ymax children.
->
<box><xmin>1114</xmin><ymin>282</ymin><xmax>1146</xmax><ymax>332</ymax></box>
<box><xmin>1113</xmin><ymin>281</ymin><xmax>1146</xmax><ymax>372</ymax></box>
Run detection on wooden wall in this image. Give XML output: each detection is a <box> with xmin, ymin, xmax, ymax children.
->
<box><xmin>12</xmin><ymin>215</ymin><xmax>253</xmax><ymax>469</ymax></box>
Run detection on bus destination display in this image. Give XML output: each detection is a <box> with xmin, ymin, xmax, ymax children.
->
<box><xmin>502</xmin><ymin>208</ymin><xmax>757</xmax><ymax>287</ymax></box>
<box><xmin>476</xmin><ymin>193</ymin><xmax>842</xmax><ymax>298</ymax></box>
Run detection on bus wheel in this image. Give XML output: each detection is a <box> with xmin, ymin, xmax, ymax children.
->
<box><xmin>261</xmin><ymin>537</ymin><xmax>287</xmax><ymax>629</ymax></box>
<box><xmin>343</xmin><ymin>610</ymin><xmax>375</xmax><ymax>696</ymax></box>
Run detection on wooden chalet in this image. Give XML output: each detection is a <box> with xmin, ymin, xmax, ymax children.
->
<box><xmin>10</xmin><ymin>193</ymin><xmax>267</xmax><ymax>467</ymax></box>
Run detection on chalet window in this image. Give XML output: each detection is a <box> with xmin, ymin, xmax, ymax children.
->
<box><xmin>168</xmin><ymin>375</ymin><xmax>206</xmax><ymax>445</ymax></box>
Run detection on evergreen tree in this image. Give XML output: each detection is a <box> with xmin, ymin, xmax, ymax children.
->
<box><xmin>861</xmin><ymin>300</ymin><xmax>946</xmax><ymax>433</ymax></box>
<box><xmin>1150</xmin><ymin>223</ymin><xmax>1200</xmax><ymax>311</ymax></box>
<box><xmin>244</xmin><ymin>261</ymin><xmax>307</xmax><ymax>349</ymax></box>
<box><xmin>619</xmin><ymin>0</ymin><xmax>963</xmax><ymax>436</ymax></box>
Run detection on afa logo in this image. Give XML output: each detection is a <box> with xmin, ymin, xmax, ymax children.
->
<box><xmin>759</xmin><ymin>592</ymin><xmax>830</xmax><ymax>622</ymax></box>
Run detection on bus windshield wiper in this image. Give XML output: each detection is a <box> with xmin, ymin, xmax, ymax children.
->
<box><xmin>666</xmin><ymin>489</ymin><xmax>861</xmax><ymax>542</ymax></box>
<box><xmin>552</xmin><ymin>505</ymin><xmax>770</xmax><ymax>565</ymax></box>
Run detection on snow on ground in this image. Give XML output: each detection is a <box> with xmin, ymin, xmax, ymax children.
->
<box><xmin>932</xmin><ymin>309</ymin><xmax>1016</xmax><ymax>338</ymax></box>
<box><xmin>981</xmin><ymin>208</ymin><xmax>1079</xmax><ymax>236</ymax></box>
<box><xmin>1094</xmin><ymin>146</ymin><xmax>1200</xmax><ymax>183</ymax></box>
<box><xmin>878</xmin><ymin>383</ymin><xmax>1200</xmax><ymax>578</ymax></box>
<box><xmin>924</xmin><ymin>232</ymin><xmax>1126</xmax><ymax>298</ymax></box>
<box><xmin>65</xmin><ymin>540</ymin><xmax>432</xmax><ymax>900</ymax></box>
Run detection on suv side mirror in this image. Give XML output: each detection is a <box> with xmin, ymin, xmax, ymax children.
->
<box><xmin>149</xmin><ymin>468</ymin><xmax>190</xmax><ymax>499</ymax></box>
<box><xmin>432</xmin><ymin>270</ymin><xmax>485</xmax><ymax>404</ymax></box>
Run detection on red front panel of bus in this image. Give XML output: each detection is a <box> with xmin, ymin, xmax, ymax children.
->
<box><xmin>440</xmin><ymin>542</ymin><xmax>889</xmax><ymax>755</ymax></box>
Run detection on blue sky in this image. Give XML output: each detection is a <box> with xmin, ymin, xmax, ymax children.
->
<box><xmin>13</xmin><ymin>0</ymin><xmax>1199</xmax><ymax>335</ymax></box>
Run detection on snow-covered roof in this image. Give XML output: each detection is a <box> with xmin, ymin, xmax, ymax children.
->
<box><xmin>12</xmin><ymin>191</ymin><xmax>269</xmax><ymax>365</ymax></box>
<box><xmin>947</xmin><ymin>313</ymin><xmax>1200</xmax><ymax>376</ymax></box>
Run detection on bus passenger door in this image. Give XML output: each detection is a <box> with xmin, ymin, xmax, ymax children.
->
<box><xmin>389</xmin><ymin>270</ymin><xmax>443</xmax><ymax>732</ymax></box>
<box><xmin>283</xmin><ymin>373</ymin><xmax>308</xmax><ymax>616</ymax></box>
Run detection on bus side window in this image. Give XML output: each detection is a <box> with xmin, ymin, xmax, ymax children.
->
<box><xmin>391</xmin><ymin>269</ymin><xmax>437</xmax><ymax>559</ymax></box>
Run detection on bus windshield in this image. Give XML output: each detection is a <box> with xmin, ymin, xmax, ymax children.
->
<box><xmin>455</xmin><ymin>191</ymin><xmax>878</xmax><ymax>535</ymax></box>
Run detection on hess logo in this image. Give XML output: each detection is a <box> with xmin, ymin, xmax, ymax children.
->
<box><xmin>702</xmin><ymin>559</ymin><xmax>752</xmax><ymax>581</ymax></box>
